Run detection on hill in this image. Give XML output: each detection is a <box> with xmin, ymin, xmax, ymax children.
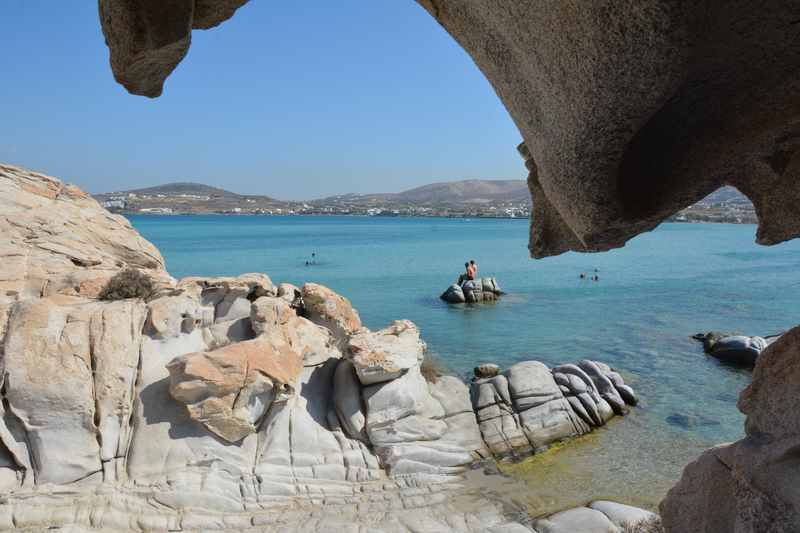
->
<box><xmin>315</xmin><ymin>179</ymin><xmax>529</xmax><ymax>206</ymax></box>
<box><xmin>97</xmin><ymin>182</ymin><xmax>241</xmax><ymax>199</ymax></box>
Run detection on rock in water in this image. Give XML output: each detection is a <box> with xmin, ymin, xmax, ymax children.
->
<box><xmin>441</xmin><ymin>277</ymin><xmax>503</xmax><ymax>304</ymax></box>
<box><xmin>440</xmin><ymin>283</ymin><xmax>466</xmax><ymax>303</ymax></box>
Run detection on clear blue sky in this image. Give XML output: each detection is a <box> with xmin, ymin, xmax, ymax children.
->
<box><xmin>0</xmin><ymin>1</ymin><xmax>523</xmax><ymax>200</ymax></box>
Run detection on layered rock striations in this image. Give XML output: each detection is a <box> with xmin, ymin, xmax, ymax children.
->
<box><xmin>0</xmin><ymin>166</ymin><xmax>644</xmax><ymax>531</ymax></box>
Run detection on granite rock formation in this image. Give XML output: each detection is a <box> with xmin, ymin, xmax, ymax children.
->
<box><xmin>97</xmin><ymin>1</ymin><xmax>800</xmax><ymax>259</ymax></box>
<box><xmin>472</xmin><ymin>360</ymin><xmax>638</xmax><ymax>461</ymax></box>
<box><xmin>442</xmin><ymin>277</ymin><xmax>503</xmax><ymax>304</ymax></box>
<box><xmin>661</xmin><ymin>326</ymin><xmax>800</xmax><ymax>532</ymax></box>
<box><xmin>0</xmin><ymin>165</ymin><xmax>649</xmax><ymax>531</ymax></box>
<box><xmin>692</xmin><ymin>332</ymin><xmax>778</xmax><ymax>366</ymax></box>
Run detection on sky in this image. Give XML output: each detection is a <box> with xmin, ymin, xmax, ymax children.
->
<box><xmin>0</xmin><ymin>1</ymin><xmax>523</xmax><ymax>200</ymax></box>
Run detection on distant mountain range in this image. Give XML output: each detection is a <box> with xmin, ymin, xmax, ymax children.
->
<box><xmin>98</xmin><ymin>179</ymin><xmax>751</xmax><ymax>206</ymax></box>
<box><xmin>97</xmin><ymin>179</ymin><xmax>532</xmax><ymax>206</ymax></box>
<box><xmin>94</xmin><ymin>179</ymin><xmax>753</xmax><ymax>220</ymax></box>
<box><xmin>316</xmin><ymin>179</ymin><xmax>530</xmax><ymax>206</ymax></box>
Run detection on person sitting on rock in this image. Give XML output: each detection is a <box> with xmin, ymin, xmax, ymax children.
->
<box><xmin>457</xmin><ymin>262</ymin><xmax>470</xmax><ymax>286</ymax></box>
<box><xmin>468</xmin><ymin>260</ymin><xmax>478</xmax><ymax>280</ymax></box>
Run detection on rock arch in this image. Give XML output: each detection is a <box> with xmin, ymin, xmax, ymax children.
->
<box><xmin>99</xmin><ymin>0</ymin><xmax>800</xmax><ymax>258</ymax></box>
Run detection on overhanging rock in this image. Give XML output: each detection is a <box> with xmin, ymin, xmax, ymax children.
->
<box><xmin>98</xmin><ymin>0</ymin><xmax>800</xmax><ymax>257</ymax></box>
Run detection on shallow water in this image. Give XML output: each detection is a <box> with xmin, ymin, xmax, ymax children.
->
<box><xmin>129</xmin><ymin>215</ymin><xmax>800</xmax><ymax>512</ymax></box>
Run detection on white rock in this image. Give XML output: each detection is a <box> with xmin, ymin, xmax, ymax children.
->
<box><xmin>349</xmin><ymin>320</ymin><xmax>425</xmax><ymax>385</ymax></box>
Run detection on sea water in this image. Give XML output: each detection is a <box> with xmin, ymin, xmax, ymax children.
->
<box><xmin>129</xmin><ymin>215</ymin><xmax>800</xmax><ymax>513</ymax></box>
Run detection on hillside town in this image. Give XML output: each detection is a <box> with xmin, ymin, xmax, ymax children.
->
<box><xmin>96</xmin><ymin>181</ymin><xmax>755</xmax><ymax>223</ymax></box>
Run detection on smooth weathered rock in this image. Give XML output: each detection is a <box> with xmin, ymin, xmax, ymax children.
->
<box><xmin>0</xmin><ymin>164</ymin><xmax>168</xmax><ymax>314</ymax></box>
<box><xmin>440</xmin><ymin>283</ymin><xmax>466</xmax><ymax>304</ymax></box>
<box><xmin>662</xmin><ymin>326</ymin><xmax>800</xmax><ymax>532</ymax></box>
<box><xmin>506</xmin><ymin>362</ymin><xmax>585</xmax><ymax>450</ymax></box>
<box><xmin>472</xmin><ymin>359</ymin><xmax>638</xmax><ymax>460</ymax></box>
<box><xmin>442</xmin><ymin>277</ymin><xmax>502</xmax><ymax>304</ymax></box>
<box><xmin>167</xmin><ymin>336</ymin><xmax>303</xmax><ymax>442</ymax></box>
<box><xmin>660</xmin><ymin>445</ymin><xmax>737</xmax><ymax>533</ymax></box>
<box><xmin>302</xmin><ymin>282</ymin><xmax>362</xmax><ymax>342</ymax></box>
<box><xmin>710</xmin><ymin>335</ymin><xmax>768</xmax><ymax>366</ymax></box>
<box><xmin>589</xmin><ymin>501</ymin><xmax>658</xmax><ymax>528</ymax></box>
<box><xmin>332</xmin><ymin>359</ymin><xmax>368</xmax><ymax>442</ymax></box>
<box><xmin>1</xmin><ymin>295</ymin><xmax>145</xmax><ymax>485</ymax></box>
<box><xmin>532</xmin><ymin>506</ymin><xmax>618</xmax><ymax>533</ymax></box>
<box><xmin>348</xmin><ymin>320</ymin><xmax>424</xmax><ymax>385</ymax></box>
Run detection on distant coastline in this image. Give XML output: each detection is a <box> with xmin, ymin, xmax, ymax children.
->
<box><xmin>119</xmin><ymin>210</ymin><xmax>757</xmax><ymax>225</ymax></box>
<box><xmin>98</xmin><ymin>180</ymin><xmax>756</xmax><ymax>225</ymax></box>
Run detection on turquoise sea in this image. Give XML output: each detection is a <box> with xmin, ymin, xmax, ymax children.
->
<box><xmin>130</xmin><ymin>215</ymin><xmax>800</xmax><ymax>512</ymax></box>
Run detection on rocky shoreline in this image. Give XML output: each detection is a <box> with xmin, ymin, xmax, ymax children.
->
<box><xmin>0</xmin><ymin>164</ymin><xmax>659</xmax><ymax>531</ymax></box>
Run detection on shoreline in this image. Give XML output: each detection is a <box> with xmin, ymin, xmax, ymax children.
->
<box><xmin>118</xmin><ymin>211</ymin><xmax>758</xmax><ymax>225</ymax></box>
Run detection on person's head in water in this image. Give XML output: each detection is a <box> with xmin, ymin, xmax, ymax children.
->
<box><xmin>580</xmin><ymin>273</ymin><xmax>586</xmax><ymax>279</ymax></box>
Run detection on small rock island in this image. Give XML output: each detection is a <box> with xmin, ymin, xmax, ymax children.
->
<box><xmin>441</xmin><ymin>277</ymin><xmax>504</xmax><ymax>304</ymax></box>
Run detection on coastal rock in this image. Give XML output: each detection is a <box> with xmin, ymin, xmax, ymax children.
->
<box><xmin>348</xmin><ymin>320</ymin><xmax>424</xmax><ymax>385</ymax></box>
<box><xmin>277</xmin><ymin>282</ymin><xmax>301</xmax><ymax>304</ymax></box>
<box><xmin>0</xmin><ymin>169</ymin><xmax>644</xmax><ymax>531</ymax></box>
<box><xmin>472</xmin><ymin>360</ymin><xmax>638</xmax><ymax>460</ymax></box>
<box><xmin>662</xmin><ymin>326</ymin><xmax>800</xmax><ymax>532</ymax></box>
<box><xmin>1</xmin><ymin>295</ymin><xmax>146</xmax><ymax>485</ymax></box>
<box><xmin>475</xmin><ymin>363</ymin><xmax>501</xmax><ymax>379</ymax></box>
<box><xmin>302</xmin><ymin>282</ymin><xmax>362</xmax><ymax>342</ymax></box>
<box><xmin>332</xmin><ymin>359</ymin><xmax>368</xmax><ymax>442</ymax></box>
<box><xmin>696</xmin><ymin>333</ymin><xmax>773</xmax><ymax>366</ymax></box>
<box><xmin>588</xmin><ymin>501</ymin><xmax>658</xmax><ymax>528</ymax></box>
<box><xmin>532</xmin><ymin>506</ymin><xmax>618</xmax><ymax>533</ymax></box>
<box><xmin>441</xmin><ymin>283</ymin><xmax>466</xmax><ymax>304</ymax></box>
<box><xmin>0</xmin><ymin>164</ymin><xmax>168</xmax><ymax>314</ymax></box>
<box><xmin>533</xmin><ymin>502</ymin><xmax>659</xmax><ymax>532</ymax></box>
<box><xmin>250</xmin><ymin>295</ymin><xmax>295</xmax><ymax>335</ymax></box>
<box><xmin>167</xmin><ymin>336</ymin><xmax>303</xmax><ymax>442</ymax></box>
<box><xmin>442</xmin><ymin>277</ymin><xmax>502</xmax><ymax>304</ymax></box>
